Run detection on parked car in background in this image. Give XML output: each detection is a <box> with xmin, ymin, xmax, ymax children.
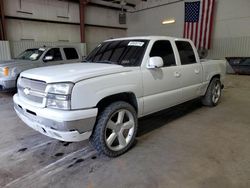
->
<box><xmin>14</xmin><ymin>36</ymin><xmax>226</xmax><ymax>157</ymax></box>
<box><xmin>0</xmin><ymin>46</ymin><xmax>81</xmax><ymax>91</ymax></box>
<box><xmin>226</xmin><ymin>57</ymin><xmax>250</xmax><ymax>75</ymax></box>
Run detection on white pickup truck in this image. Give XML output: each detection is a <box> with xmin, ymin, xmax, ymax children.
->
<box><xmin>14</xmin><ymin>36</ymin><xmax>226</xmax><ymax>157</ymax></box>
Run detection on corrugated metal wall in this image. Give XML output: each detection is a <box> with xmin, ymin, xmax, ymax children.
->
<box><xmin>0</xmin><ymin>41</ymin><xmax>11</xmax><ymax>60</ymax></box>
<box><xmin>9</xmin><ymin>41</ymin><xmax>86</xmax><ymax>58</ymax></box>
<box><xmin>208</xmin><ymin>36</ymin><xmax>250</xmax><ymax>59</ymax></box>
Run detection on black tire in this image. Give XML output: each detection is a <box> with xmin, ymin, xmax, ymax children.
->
<box><xmin>90</xmin><ymin>101</ymin><xmax>138</xmax><ymax>157</ymax></box>
<box><xmin>15</xmin><ymin>75</ymin><xmax>20</xmax><ymax>91</ymax></box>
<box><xmin>202</xmin><ymin>78</ymin><xmax>222</xmax><ymax>107</ymax></box>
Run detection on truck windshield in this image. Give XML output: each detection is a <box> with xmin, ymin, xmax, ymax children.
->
<box><xmin>15</xmin><ymin>48</ymin><xmax>44</xmax><ymax>61</ymax></box>
<box><xmin>86</xmin><ymin>40</ymin><xmax>149</xmax><ymax>66</ymax></box>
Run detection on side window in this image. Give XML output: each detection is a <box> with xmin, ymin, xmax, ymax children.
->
<box><xmin>175</xmin><ymin>41</ymin><xmax>197</xmax><ymax>65</ymax></box>
<box><xmin>150</xmin><ymin>40</ymin><xmax>176</xmax><ymax>67</ymax></box>
<box><xmin>63</xmin><ymin>48</ymin><xmax>79</xmax><ymax>60</ymax></box>
<box><xmin>44</xmin><ymin>48</ymin><xmax>62</xmax><ymax>61</ymax></box>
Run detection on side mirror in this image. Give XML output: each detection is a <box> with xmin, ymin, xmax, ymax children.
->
<box><xmin>147</xmin><ymin>57</ymin><xmax>164</xmax><ymax>69</ymax></box>
<box><xmin>43</xmin><ymin>56</ymin><xmax>53</xmax><ymax>62</ymax></box>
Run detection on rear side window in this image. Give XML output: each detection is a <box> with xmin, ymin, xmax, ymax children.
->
<box><xmin>150</xmin><ymin>40</ymin><xmax>176</xmax><ymax>67</ymax></box>
<box><xmin>175</xmin><ymin>41</ymin><xmax>197</xmax><ymax>65</ymax></box>
<box><xmin>63</xmin><ymin>48</ymin><xmax>79</xmax><ymax>60</ymax></box>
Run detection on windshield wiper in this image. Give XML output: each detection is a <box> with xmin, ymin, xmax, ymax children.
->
<box><xmin>95</xmin><ymin>60</ymin><xmax>117</xmax><ymax>65</ymax></box>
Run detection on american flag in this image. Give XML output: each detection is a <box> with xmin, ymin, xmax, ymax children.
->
<box><xmin>183</xmin><ymin>0</ymin><xmax>215</xmax><ymax>50</ymax></box>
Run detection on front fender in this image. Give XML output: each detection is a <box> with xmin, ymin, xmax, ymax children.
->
<box><xmin>11</xmin><ymin>67</ymin><xmax>22</xmax><ymax>78</ymax></box>
<box><xmin>71</xmin><ymin>70</ymin><xmax>143</xmax><ymax>110</ymax></box>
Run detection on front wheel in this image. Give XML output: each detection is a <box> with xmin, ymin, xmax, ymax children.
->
<box><xmin>202</xmin><ymin>78</ymin><xmax>222</xmax><ymax>107</ymax></box>
<box><xmin>90</xmin><ymin>101</ymin><xmax>138</xmax><ymax>157</ymax></box>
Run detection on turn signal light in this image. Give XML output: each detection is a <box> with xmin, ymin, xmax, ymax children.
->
<box><xmin>3</xmin><ymin>67</ymin><xmax>9</xmax><ymax>76</ymax></box>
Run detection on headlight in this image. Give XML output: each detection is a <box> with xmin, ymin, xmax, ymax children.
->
<box><xmin>46</xmin><ymin>83</ymin><xmax>73</xmax><ymax>94</ymax></box>
<box><xmin>46</xmin><ymin>83</ymin><xmax>74</xmax><ymax>110</ymax></box>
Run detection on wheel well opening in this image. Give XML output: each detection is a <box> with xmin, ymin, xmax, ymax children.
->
<box><xmin>211</xmin><ymin>74</ymin><xmax>220</xmax><ymax>80</ymax></box>
<box><xmin>96</xmin><ymin>93</ymin><xmax>138</xmax><ymax>113</ymax></box>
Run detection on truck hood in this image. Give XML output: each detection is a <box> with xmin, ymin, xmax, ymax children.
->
<box><xmin>0</xmin><ymin>59</ymin><xmax>32</xmax><ymax>67</ymax></box>
<box><xmin>20</xmin><ymin>63</ymin><xmax>131</xmax><ymax>83</ymax></box>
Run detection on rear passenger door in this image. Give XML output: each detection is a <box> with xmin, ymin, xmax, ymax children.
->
<box><xmin>142</xmin><ymin>40</ymin><xmax>182</xmax><ymax>115</ymax></box>
<box><xmin>175</xmin><ymin>41</ymin><xmax>203</xmax><ymax>101</ymax></box>
<box><xmin>63</xmin><ymin>48</ymin><xmax>80</xmax><ymax>64</ymax></box>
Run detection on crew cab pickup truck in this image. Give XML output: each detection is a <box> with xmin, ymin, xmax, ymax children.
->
<box><xmin>0</xmin><ymin>46</ymin><xmax>81</xmax><ymax>91</ymax></box>
<box><xmin>14</xmin><ymin>36</ymin><xmax>226</xmax><ymax>157</ymax></box>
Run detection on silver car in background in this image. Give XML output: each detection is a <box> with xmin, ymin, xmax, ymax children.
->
<box><xmin>0</xmin><ymin>46</ymin><xmax>81</xmax><ymax>91</ymax></box>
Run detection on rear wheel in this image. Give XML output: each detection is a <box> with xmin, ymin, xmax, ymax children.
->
<box><xmin>202</xmin><ymin>78</ymin><xmax>222</xmax><ymax>107</ymax></box>
<box><xmin>90</xmin><ymin>101</ymin><xmax>137</xmax><ymax>157</ymax></box>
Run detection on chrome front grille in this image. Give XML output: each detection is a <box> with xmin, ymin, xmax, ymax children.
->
<box><xmin>18</xmin><ymin>77</ymin><xmax>47</xmax><ymax>105</ymax></box>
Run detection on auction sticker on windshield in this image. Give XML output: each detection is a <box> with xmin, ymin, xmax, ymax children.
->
<box><xmin>128</xmin><ymin>41</ymin><xmax>144</xmax><ymax>47</ymax></box>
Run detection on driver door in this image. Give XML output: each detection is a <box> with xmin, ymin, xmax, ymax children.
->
<box><xmin>142</xmin><ymin>40</ymin><xmax>182</xmax><ymax>115</ymax></box>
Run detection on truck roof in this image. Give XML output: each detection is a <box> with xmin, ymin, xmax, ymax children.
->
<box><xmin>27</xmin><ymin>46</ymin><xmax>77</xmax><ymax>50</ymax></box>
<box><xmin>105</xmin><ymin>36</ymin><xmax>191</xmax><ymax>42</ymax></box>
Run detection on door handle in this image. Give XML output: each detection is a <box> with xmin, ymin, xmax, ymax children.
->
<box><xmin>174</xmin><ymin>71</ymin><xmax>181</xmax><ymax>78</ymax></box>
<box><xmin>194</xmin><ymin>69</ymin><xmax>200</xmax><ymax>74</ymax></box>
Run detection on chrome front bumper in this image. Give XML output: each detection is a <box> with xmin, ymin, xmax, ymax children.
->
<box><xmin>14</xmin><ymin>96</ymin><xmax>97</xmax><ymax>142</ymax></box>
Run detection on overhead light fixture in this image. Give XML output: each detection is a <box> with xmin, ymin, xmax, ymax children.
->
<box><xmin>162</xmin><ymin>19</ymin><xmax>176</xmax><ymax>25</ymax></box>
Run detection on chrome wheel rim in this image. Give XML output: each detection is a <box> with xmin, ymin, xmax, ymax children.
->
<box><xmin>212</xmin><ymin>82</ymin><xmax>221</xmax><ymax>104</ymax></box>
<box><xmin>105</xmin><ymin>109</ymin><xmax>135</xmax><ymax>151</ymax></box>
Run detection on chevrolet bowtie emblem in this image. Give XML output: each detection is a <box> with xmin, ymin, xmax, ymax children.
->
<box><xmin>23</xmin><ymin>88</ymin><xmax>30</xmax><ymax>95</ymax></box>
